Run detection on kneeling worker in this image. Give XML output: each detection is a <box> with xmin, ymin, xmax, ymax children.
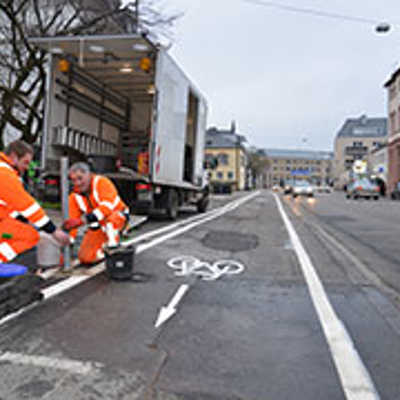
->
<box><xmin>0</xmin><ymin>140</ymin><xmax>70</xmax><ymax>264</ymax></box>
<box><xmin>63</xmin><ymin>162</ymin><xmax>128</xmax><ymax>264</ymax></box>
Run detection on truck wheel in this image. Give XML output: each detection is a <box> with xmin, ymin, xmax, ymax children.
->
<box><xmin>197</xmin><ymin>196</ymin><xmax>209</xmax><ymax>213</ymax></box>
<box><xmin>166</xmin><ymin>189</ymin><xmax>179</xmax><ymax>220</ymax></box>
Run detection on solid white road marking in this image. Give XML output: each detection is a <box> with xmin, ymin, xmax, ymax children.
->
<box><xmin>274</xmin><ymin>194</ymin><xmax>380</xmax><ymax>400</ymax></box>
<box><xmin>0</xmin><ymin>352</ymin><xmax>102</xmax><ymax>375</ymax></box>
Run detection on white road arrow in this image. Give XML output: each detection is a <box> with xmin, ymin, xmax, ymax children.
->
<box><xmin>155</xmin><ymin>284</ymin><xmax>190</xmax><ymax>328</ymax></box>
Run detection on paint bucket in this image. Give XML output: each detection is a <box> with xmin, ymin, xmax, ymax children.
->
<box><xmin>105</xmin><ymin>246</ymin><xmax>135</xmax><ymax>280</ymax></box>
<box><xmin>37</xmin><ymin>232</ymin><xmax>61</xmax><ymax>268</ymax></box>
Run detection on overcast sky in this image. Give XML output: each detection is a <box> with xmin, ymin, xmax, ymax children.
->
<box><xmin>163</xmin><ymin>0</ymin><xmax>400</xmax><ymax>151</ymax></box>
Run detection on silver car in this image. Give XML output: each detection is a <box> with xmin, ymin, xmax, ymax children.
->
<box><xmin>346</xmin><ymin>178</ymin><xmax>380</xmax><ymax>200</ymax></box>
<box><xmin>292</xmin><ymin>180</ymin><xmax>314</xmax><ymax>197</ymax></box>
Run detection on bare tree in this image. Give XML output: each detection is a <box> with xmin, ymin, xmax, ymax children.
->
<box><xmin>0</xmin><ymin>0</ymin><xmax>181</xmax><ymax>148</ymax></box>
<box><xmin>248</xmin><ymin>150</ymin><xmax>270</xmax><ymax>187</ymax></box>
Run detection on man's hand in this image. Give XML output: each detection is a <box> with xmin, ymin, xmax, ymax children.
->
<box><xmin>52</xmin><ymin>228</ymin><xmax>71</xmax><ymax>246</ymax></box>
<box><xmin>62</xmin><ymin>218</ymin><xmax>83</xmax><ymax>231</ymax></box>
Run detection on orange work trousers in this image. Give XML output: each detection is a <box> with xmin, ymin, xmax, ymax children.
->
<box><xmin>0</xmin><ymin>217</ymin><xmax>40</xmax><ymax>262</ymax></box>
<box><xmin>78</xmin><ymin>211</ymin><xmax>126</xmax><ymax>264</ymax></box>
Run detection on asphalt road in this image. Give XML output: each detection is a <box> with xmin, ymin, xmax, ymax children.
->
<box><xmin>0</xmin><ymin>190</ymin><xmax>400</xmax><ymax>399</ymax></box>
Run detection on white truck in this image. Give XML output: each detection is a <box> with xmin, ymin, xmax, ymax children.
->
<box><xmin>29</xmin><ymin>33</ymin><xmax>210</xmax><ymax>219</ymax></box>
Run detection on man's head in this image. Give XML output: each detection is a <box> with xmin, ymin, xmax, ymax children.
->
<box><xmin>69</xmin><ymin>162</ymin><xmax>92</xmax><ymax>193</ymax></box>
<box><xmin>4</xmin><ymin>140</ymin><xmax>34</xmax><ymax>175</ymax></box>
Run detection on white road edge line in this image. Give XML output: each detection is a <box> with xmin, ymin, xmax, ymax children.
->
<box><xmin>274</xmin><ymin>194</ymin><xmax>380</xmax><ymax>400</ymax></box>
<box><xmin>0</xmin><ymin>191</ymin><xmax>260</xmax><ymax>327</ymax></box>
<box><xmin>0</xmin><ymin>351</ymin><xmax>101</xmax><ymax>375</ymax></box>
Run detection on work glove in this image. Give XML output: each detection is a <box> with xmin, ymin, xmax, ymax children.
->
<box><xmin>62</xmin><ymin>218</ymin><xmax>83</xmax><ymax>231</ymax></box>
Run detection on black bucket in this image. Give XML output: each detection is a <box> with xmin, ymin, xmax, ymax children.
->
<box><xmin>106</xmin><ymin>246</ymin><xmax>135</xmax><ymax>280</ymax></box>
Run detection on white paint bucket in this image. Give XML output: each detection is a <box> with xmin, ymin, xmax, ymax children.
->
<box><xmin>37</xmin><ymin>232</ymin><xmax>61</xmax><ymax>268</ymax></box>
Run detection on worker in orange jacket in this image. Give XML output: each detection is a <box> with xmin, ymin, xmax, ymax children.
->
<box><xmin>0</xmin><ymin>140</ymin><xmax>70</xmax><ymax>264</ymax></box>
<box><xmin>63</xmin><ymin>162</ymin><xmax>129</xmax><ymax>264</ymax></box>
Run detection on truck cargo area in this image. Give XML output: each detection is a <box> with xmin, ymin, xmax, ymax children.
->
<box><xmin>30</xmin><ymin>34</ymin><xmax>209</xmax><ymax>216</ymax></box>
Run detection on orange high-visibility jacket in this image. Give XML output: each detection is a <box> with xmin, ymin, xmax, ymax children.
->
<box><xmin>68</xmin><ymin>174</ymin><xmax>127</xmax><ymax>239</ymax></box>
<box><xmin>0</xmin><ymin>152</ymin><xmax>55</xmax><ymax>233</ymax></box>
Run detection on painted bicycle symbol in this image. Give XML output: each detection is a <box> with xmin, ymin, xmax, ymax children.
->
<box><xmin>166</xmin><ymin>256</ymin><xmax>245</xmax><ymax>281</ymax></box>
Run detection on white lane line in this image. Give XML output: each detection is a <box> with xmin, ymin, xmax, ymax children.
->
<box><xmin>0</xmin><ymin>351</ymin><xmax>102</xmax><ymax>375</ymax></box>
<box><xmin>274</xmin><ymin>194</ymin><xmax>380</xmax><ymax>400</ymax></box>
<box><xmin>0</xmin><ymin>191</ymin><xmax>260</xmax><ymax>326</ymax></box>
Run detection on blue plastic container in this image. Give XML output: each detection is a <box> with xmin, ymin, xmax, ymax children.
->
<box><xmin>0</xmin><ymin>263</ymin><xmax>28</xmax><ymax>278</ymax></box>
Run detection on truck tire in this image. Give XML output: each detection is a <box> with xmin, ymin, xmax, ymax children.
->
<box><xmin>166</xmin><ymin>189</ymin><xmax>179</xmax><ymax>220</ymax></box>
<box><xmin>197</xmin><ymin>196</ymin><xmax>209</xmax><ymax>213</ymax></box>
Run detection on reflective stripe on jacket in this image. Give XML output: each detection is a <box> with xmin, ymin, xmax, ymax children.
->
<box><xmin>0</xmin><ymin>152</ymin><xmax>50</xmax><ymax>229</ymax></box>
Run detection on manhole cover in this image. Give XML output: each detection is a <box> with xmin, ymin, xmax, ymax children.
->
<box><xmin>202</xmin><ymin>231</ymin><xmax>259</xmax><ymax>252</ymax></box>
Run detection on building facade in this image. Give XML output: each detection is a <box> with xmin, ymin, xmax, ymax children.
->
<box><xmin>368</xmin><ymin>144</ymin><xmax>388</xmax><ymax>185</ymax></box>
<box><xmin>384</xmin><ymin>69</ymin><xmax>400</xmax><ymax>193</ymax></box>
<box><xmin>334</xmin><ymin>115</ymin><xmax>387</xmax><ymax>189</ymax></box>
<box><xmin>262</xmin><ymin>149</ymin><xmax>333</xmax><ymax>187</ymax></box>
<box><xmin>205</xmin><ymin>124</ymin><xmax>249</xmax><ymax>192</ymax></box>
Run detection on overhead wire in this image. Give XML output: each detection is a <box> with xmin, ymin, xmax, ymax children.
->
<box><xmin>242</xmin><ymin>0</ymin><xmax>386</xmax><ymax>26</ymax></box>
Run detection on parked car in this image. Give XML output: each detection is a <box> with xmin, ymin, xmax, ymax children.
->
<box><xmin>391</xmin><ymin>188</ymin><xmax>400</xmax><ymax>200</ymax></box>
<box><xmin>346</xmin><ymin>178</ymin><xmax>380</xmax><ymax>200</ymax></box>
<box><xmin>292</xmin><ymin>180</ymin><xmax>314</xmax><ymax>197</ymax></box>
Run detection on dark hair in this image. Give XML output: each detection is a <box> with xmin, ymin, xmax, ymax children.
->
<box><xmin>4</xmin><ymin>140</ymin><xmax>34</xmax><ymax>158</ymax></box>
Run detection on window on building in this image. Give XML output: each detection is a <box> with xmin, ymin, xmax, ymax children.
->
<box><xmin>217</xmin><ymin>153</ymin><xmax>229</xmax><ymax>166</ymax></box>
<box><xmin>217</xmin><ymin>172</ymin><xmax>223</xmax><ymax>179</ymax></box>
<box><xmin>398</xmin><ymin>107</ymin><xmax>400</xmax><ymax>130</ymax></box>
<box><xmin>390</xmin><ymin>111</ymin><xmax>396</xmax><ymax>135</ymax></box>
<box><xmin>389</xmin><ymin>84</ymin><xmax>396</xmax><ymax>100</ymax></box>
<box><xmin>286</xmin><ymin>160</ymin><xmax>291</xmax><ymax>164</ymax></box>
<box><xmin>227</xmin><ymin>171</ymin><xmax>234</xmax><ymax>179</ymax></box>
<box><xmin>273</xmin><ymin>159</ymin><xmax>278</xmax><ymax>163</ymax></box>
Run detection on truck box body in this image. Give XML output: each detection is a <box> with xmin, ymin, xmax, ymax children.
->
<box><xmin>29</xmin><ymin>34</ymin><xmax>209</xmax><ymax>216</ymax></box>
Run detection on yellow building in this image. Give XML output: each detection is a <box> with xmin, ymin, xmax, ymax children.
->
<box><xmin>205</xmin><ymin>125</ymin><xmax>249</xmax><ymax>192</ymax></box>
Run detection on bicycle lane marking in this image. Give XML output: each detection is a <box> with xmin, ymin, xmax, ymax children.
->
<box><xmin>0</xmin><ymin>191</ymin><xmax>260</xmax><ymax>327</ymax></box>
<box><xmin>274</xmin><ymin>194</ymin><xmax>380</xmax><ymax>400</ymax></box>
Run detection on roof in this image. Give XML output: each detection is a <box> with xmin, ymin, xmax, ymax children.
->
<box><xmin>261</xmin><ymin>148</ymin><xmax>333</xmax><ymax>161</ymax></box>
<box><xmin>384</xmin><ymin>66</ymin><xmax>400</xmax><ymax>88</ymax></box>
<box><xmin>336</xmin><ymin>115</ymin><xmax>387</xmax><ymax>138</ymax></box>
<box><xmin>205</xmin><ymin>127</ymin><xmax>249</xmax><ymax>150</ymax></box>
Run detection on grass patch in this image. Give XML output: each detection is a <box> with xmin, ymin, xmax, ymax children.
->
<box><xmin>40</xmin><ymin>201</ymin><xmax>61</xmax><ymax>210</ymax></box>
